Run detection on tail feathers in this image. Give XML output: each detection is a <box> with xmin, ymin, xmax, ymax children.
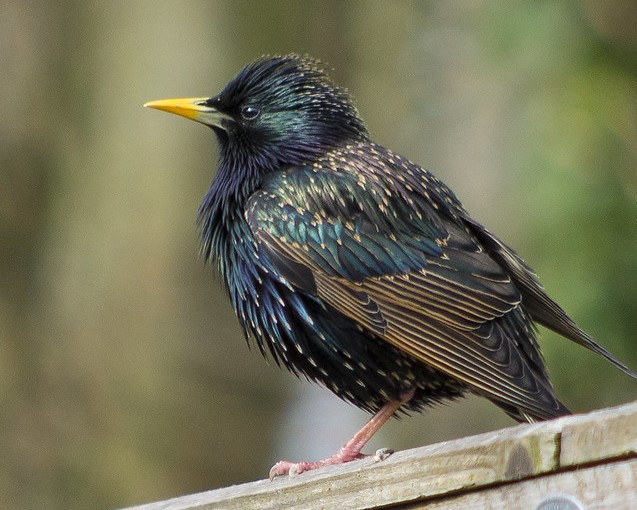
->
<box><xmin>523</xmin><ymin>294</ymin><xmax>637</xmax><ymax>380</ymax></box>
<box><xmin>466</xmin><ymin>218</ymin><xmax>637</xmax><ymax>380</ymax></box>
<box><xmin>496</xmin><ymin>397</ymin><xmax>571</xmax><ymax>423</ymax></box>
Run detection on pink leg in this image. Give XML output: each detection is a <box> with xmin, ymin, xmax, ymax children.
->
<box><xmin>269</xmin><ymin>389</ymin><xmax>415</xmax><ymax>479</ymax></box>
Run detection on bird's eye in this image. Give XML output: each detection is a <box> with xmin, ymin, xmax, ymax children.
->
<box><xmin>240</xmin><ymin>105</ymin><xmax>260</xmax><ymax>121</ymax></box>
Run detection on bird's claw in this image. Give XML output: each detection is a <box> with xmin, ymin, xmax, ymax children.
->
<box><xmin>269</xmin><ymin>460</ymin><xmax>310</xmax><ymax>480</ymax></box>
<box><xmin>373</xmin><ymin>447</ymin><xmax>394</xmax><ymax>462</ymax></box>
<box><xmin>269</xmin><ymin>447</ymin><xmax>394</xmax><ymax>480</ymax></box>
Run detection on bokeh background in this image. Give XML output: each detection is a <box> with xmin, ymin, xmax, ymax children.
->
<box><xmin>2</xmin><ymin>1</ymin><xmax>636</xmax><ymax>508</ymax></box>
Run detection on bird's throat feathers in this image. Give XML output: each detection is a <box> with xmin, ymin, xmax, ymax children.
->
<box><xmin>197</xmin><ymin>154</ymin><xmax>259</xmax><ymax>266</ymax></box>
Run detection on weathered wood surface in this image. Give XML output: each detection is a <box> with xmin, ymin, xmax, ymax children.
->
<box><xmin>123</xmin><ymin>400</ymin><xmax>637</xmax><ymax>510</ymax></box>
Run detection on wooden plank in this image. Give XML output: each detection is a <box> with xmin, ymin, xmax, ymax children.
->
<box><xmin>124</xmin><ymin>422</ymin><xmax>562</xmax><ymax>510</ymax></box>
<box><xmin>123</xmin><ymin>401</ymin><xmax>637</xmax><ymax>510</ymax></box>
<box><xmin>402</xmin><ymin>459</ymin><xmax>637</xmax><ymax>509</ymax></box>
<box><xmin>559</xmin><ymin>402</ymin><xmax>637</xmax><ymax>467</ymax></box>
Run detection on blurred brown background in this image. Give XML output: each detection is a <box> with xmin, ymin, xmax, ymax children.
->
<box><xmin>1</xmin><ymin>1</ymin><xmax>636</xmax><ymax>508</ymax></box>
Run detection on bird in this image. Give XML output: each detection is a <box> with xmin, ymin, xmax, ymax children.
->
<box><xmin>144</xmin><ymin>54</ymin><xmax>636</xmax><ymax>479</ymax></box>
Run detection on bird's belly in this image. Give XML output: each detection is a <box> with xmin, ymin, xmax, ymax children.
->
<box><xmin>234</xmin><ymin>273</ymin><xmax>466</xmax><ymax>413</ymax></box>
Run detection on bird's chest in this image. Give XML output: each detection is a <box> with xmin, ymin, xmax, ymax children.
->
<box><xmin>212</xmin><ymin>214</ymin><xmax>263</xmax><ymax>311</ymax></box>
<box><xmin>210</xmin><ymin>210</ymin><xmax>294</xmax><ymax>348</ymax></box>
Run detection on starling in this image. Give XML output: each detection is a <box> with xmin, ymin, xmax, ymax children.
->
<box><xmin>145</xmin><ymin>54</ymin><xmax>636</xmax><ymax>478</ymax></box>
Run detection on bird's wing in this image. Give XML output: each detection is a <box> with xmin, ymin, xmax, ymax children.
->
<box><xmin>246</xmin><ymin>159</ymin><xmax>563</xmax><ymax>418</ymax></box>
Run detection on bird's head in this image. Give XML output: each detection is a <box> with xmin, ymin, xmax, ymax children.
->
<box><xmin>145</xmin><ymin>55</ymin><xmax>369</xmax><ymax>170</ymax></box>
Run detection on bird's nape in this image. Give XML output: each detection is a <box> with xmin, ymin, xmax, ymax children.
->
<box><xmin>145</xmin><ymin>54</ymin><xmax>635</xmax><ymax>478</ymax></box>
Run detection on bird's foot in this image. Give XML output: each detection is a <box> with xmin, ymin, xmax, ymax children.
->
<box><xmin>269</xmin><ymin>447</ymin><xmax>394</xmax><ymax>479</ymax></box>
<box><xmin>269</xmin><ymin>391</ymin><xmax>413</xmax><ymax>480</ymax></box>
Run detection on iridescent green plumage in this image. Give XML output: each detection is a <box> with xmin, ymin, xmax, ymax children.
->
<box><xmin>146</xmin><ymin>54</ymin><xmax>635</xmax><ymax>468</ymax></box>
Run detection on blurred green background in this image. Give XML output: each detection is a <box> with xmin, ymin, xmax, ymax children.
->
<box><xmin>1</xmin><ymin>1</ymin><xmax>636</xmax><ymax>508</ymax></box>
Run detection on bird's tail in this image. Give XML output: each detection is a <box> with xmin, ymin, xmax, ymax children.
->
<box><xmin>465</xmin><ymin>217</ymin><xmax>637</xmax><ymax>380</ymax></box>
<box><xmin>496</xmin><ymin>398</ymin><xmax>571</xmax><ymax>423</ymax></box>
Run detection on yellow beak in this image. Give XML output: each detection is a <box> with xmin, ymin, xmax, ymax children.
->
<box><xmin>144</xmin><ymin>97</ymin><xmax>231</xmax><ymax>129</ymax></box>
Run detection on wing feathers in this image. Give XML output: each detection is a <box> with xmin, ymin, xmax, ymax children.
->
<box><xmin>245</xmin><ymin>152</ymin><xmax>575</xmax><ymax>419</ymax></box>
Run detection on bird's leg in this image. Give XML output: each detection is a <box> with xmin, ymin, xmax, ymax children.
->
<box><xmin>269</xmin><ymin>389</ymin><xmax>415</xmax><ymax>479</ymax></box>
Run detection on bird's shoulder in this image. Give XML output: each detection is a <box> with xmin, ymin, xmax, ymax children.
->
<box><xmin>246</xmin><ymin>142</ymin><xmax>460</xmax><ymax>281</ymax></box>
<box><xmin>245</xmin><ymin>142</ymin><xmax>515</xmax><ymax>294</ymax></box>
<box><xmin>255</xmin><ymin>141</ymin><xmax>465</xmax><ymax>228</ymax></box>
